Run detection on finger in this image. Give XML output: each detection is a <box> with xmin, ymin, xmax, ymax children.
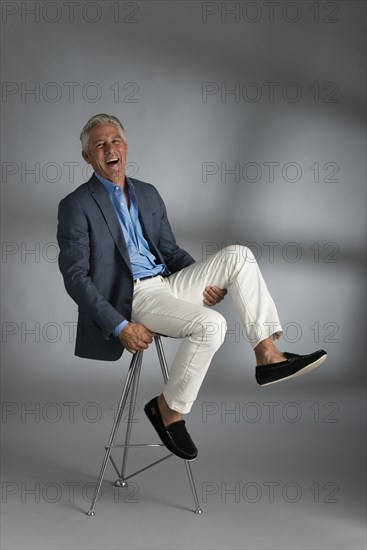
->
<box><xmin>204</xmin><ymin>285</ymin><xmax>216</xmax><ymax>293</ymax></box>
<box><xmin>212</xmin><ymin>288</ymin><xmax>224</xmax><ymax>298</ymax></box>
<box><xmin>203</xmin><ymin>289</ymin><xmax>216</xmax><ymax>300</ymax></box>
<box><xmin>138</xmin><ymin>335</ymin><xmax>151</xmax><ymax>347</ymax></box>
<box><xmin>127</xmin><ymin>341</ymin><xmax>147</xmax><ymax>352</ymax></box>
<box><xmin>206</xmin><ymin>285</ymin><xmax>220</xmax><ymax>291</ymax></box>
<box><xmin>203</xmin><ymin>286</ymin><xmax>215</xmax><ymax>296</ymax></box>
<box><xmin>138</xmin><ymin>334</ymin><xmax>153</xmax><ymax>345</ymax></box>
<box><xmin>137</xmin><ymin>327</ymin><xmax>154</xmax><ymax>340</ymax></box>
<box><xmin>206</xmin><ymin>287</ymin><xmax>221</xmax><ymax>298</ymax></box>
<box><xmin>215</xmin><ymin>286</ymin><xmax>226</xmax><ymax>295</ymax></box>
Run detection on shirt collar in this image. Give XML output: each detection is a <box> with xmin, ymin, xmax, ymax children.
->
<box><xmin>95</xmin><ymin>172</ymin><xmax>133</xmax><ymax>196</ymax></box>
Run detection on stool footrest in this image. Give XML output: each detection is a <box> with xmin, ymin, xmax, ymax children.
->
<box><xmin>111</xmin><ymin>453</ymin><xmax>173</xmax><ymax>483</ymax></box>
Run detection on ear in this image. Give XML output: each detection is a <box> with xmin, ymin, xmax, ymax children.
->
<box><xmin>82</xmin><ymin>149</ymin><xmax>90</xmax><ymax>164</ymax></box>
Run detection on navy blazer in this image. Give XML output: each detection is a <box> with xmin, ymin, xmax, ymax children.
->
<box><xmin>57</xmin><ymin>174</ymin><xmax>195</xmax><ymax>360</ymax></box>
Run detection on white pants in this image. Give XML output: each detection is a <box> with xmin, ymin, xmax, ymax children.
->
<box><xmin>131</xmin><ymin>245</ymin><xmax>283</xmax><ymax>414</ymax></box>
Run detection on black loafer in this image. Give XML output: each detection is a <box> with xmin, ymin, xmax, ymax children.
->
<box><xmin>256</xmin><ymin>349</ymin><xmax>327</xmax><ymax>386</ymax></box>
<box><xmin>144</xmin><ymin>397</ymin><xmax>198</xmax><ymax>461</ymax></box>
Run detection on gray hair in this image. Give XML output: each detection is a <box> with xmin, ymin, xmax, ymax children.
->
<box><xmin>80</xmin><ymin>114</ymin><xmax>127</xmax><ymax>153</ymax></box>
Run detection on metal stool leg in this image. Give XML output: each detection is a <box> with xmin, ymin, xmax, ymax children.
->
<box><xmin>86</xmin><ymin>351</ymin><xmax>142</xmax><ymax>516</ymax></box>
<box><xmin>114</xmin><ymin>351</ymin><xmax>143</xmax><ymax>488</ymax></box>
<box><xmin>154</xmin><ymin>336</ymin><xmax>203</xmax><ymax>514</ymax></box>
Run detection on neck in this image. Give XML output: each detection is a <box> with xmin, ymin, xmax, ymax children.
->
<box><xmin>97</xmin><ymin>172</ymin><xmax>126</xmax><ymax>189</ymax></box>
<box><xmin>113</xmin><ymin>172</ymin><xmax>126</xmax><ymax>190</ymax></box>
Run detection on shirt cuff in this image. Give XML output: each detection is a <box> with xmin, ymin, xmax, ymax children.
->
<box><xmin>113</xmin><ymin>320</ymin><xmax>129</xmax><ymax>337</ymax></box>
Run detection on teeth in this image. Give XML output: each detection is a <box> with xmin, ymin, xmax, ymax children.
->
<box><xmin>106</xmin><ymin>158</ymin><xmax>118</xmax><ymax>164</ymax></box>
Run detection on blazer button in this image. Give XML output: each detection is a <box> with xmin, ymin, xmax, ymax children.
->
<box><xmin>123</xmin><ymin>298</ymin><xmax>132</xmax><ymax>305</ymax></box>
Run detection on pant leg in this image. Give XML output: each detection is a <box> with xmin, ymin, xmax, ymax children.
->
<box><xmin>167</xmin><ymin>244</ymin><xmax>283</xmax><ymax>349</ymax></box>
<box><xmin>131</xmin><ymin>276</ymin><xmax>226</xmax><ymax>413</ymax></box>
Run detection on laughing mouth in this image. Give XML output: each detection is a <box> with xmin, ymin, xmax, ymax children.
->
<box><xmin>105</xmin><ymin>157</ymin><xmax>119</xmax><ymax>165</ymax></box>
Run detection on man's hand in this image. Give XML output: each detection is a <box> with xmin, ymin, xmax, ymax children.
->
<box><xmin>118</xmin><ymin>322</ymin><xmax>155</xmax><ymax>353</ymax></box>
<box><xmin>203</xmin><ymin>286</ymin><xmax>228</xmax><ymax>306</ymax></box>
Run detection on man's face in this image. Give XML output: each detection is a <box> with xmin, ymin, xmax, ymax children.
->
<box><xmin>82</xmin><ymin>123</ymin><xmax>128</xmax><ymax>185</ymax></box>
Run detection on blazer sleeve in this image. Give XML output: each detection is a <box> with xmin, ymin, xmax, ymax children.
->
<box><xmin>57</xmin><ymin>195</ymin><xmax>126</xmax><ymax>339</ymax></box>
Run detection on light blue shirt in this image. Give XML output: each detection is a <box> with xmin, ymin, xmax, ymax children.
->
<box><xmin>95</xmin><ymin>173</ymin><xmax>166</xmax><ymax>336</ymax></box>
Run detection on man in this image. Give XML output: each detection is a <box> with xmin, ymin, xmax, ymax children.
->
<box><xmin>57</xmin><ymin>114</ymin><xmax>327</xmax><ymax>461</ymax></box>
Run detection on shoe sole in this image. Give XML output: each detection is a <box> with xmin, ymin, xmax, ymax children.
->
<box><xmin>261</xmin><ymin>353</ymin><xmax>327</xmax><ymax>386</ymax></box>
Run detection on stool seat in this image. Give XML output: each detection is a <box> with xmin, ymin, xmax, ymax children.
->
<box><xmin>86</xmin><ymin>335</ymin><xmax>202</xmax><ymax>516</ymax></box>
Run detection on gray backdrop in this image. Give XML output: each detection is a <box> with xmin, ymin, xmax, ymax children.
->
<box><xmin>1</xmin><ymin>1</ymin><xmax>366</xmax><ymax>549</ymax></box>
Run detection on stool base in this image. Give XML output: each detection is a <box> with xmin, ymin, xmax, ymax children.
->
<box><xmin>86</xmin><ymin>336</ymin><xmax>203</xmax><ymax>516</ymax></box>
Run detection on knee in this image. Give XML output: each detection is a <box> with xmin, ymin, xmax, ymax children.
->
<box><xmin>221</xmin><ymin>244</ymin><xmax>255</xmax><ymax>265</ymax></box>
<box><xmin>201</xmin><ymin>311</ymin><xmax>227</xmax><ymax>346</ymax></box>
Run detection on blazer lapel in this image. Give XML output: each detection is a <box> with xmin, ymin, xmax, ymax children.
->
<box><xmin>87</xmin><ymin>175</ymin><xmax>132</xmax><ymax>272</ymax></box>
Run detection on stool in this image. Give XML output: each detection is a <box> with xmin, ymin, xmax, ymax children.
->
<box><xmin>86</xmin><ymin>335</ymin><xmax>203</xmax><ymax>515</ymax></box>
